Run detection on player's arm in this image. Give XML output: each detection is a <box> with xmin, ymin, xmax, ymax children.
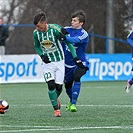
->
<box><xmin>54</xmin><ymin>25</ymin><xmax>84</xmax><ymax>68</ymax></box>
<box><xmin>56</xmin><ymin>28</ymin><xmax>80</xmax><ymax>43</ymax></box>
<box><xmin>33</xmin><ymin>32</ymin><xmax>51</xmax><ymax>63</ymax></box>
<box><xmin>57</xmin><ymin>28</ymin><xmax>88</xmax><ymax>44</ymax></box>
<box><xmin>64</xmin><ymin>42</ymin><xmax>77</xmax><ymax>58</ymax></box>
<box><xmin>66</xmin><ymin>31</ymin><xmax>89</xmax><ymax>44</ymax></box>
<box><xmin>127</xmin><ymin>31</ymin><xmax>133</xmax><ymax>47</ymax></box>
<box><xmin>66</xmin><ymin>36</ymin><xmax>81</xmax><ymax>43</ymax></box>
<box><xmin>33</xmin><ymin>33</ymin><xmax>43</xmax><ymax>56</ymax></box>
<box><xmin>127</xmin><ymin>38</ymin><xmax>133</xmax><ymax>47</ymax></box>
<box><xmin>53</xmin><ymin>25</ymin><xmax>77</xmax><ymax>58</ymax></box>
<box><xmin>64</xmin><ymin>41</ymin><xmax>84</xmax><ymax>68</ymax></box>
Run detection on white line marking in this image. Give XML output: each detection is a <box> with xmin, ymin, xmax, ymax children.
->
<box><xmin>0</xmin><ymin>126</ymin><xmax>132</xmax><ymax>132</ymax></box>
<box><xmin>11</xmin><ymin>104</ymin><xmax>133</xmax><ymax>108</ymax></box>
<box><xmin>0</xmin><ymin>125</ymin><xmax>60</xmax><ymax>128</ymax></box>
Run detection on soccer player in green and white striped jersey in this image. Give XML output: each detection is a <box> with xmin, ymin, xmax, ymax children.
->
<box><xmin>33</xmin><ymin>12</ymin><xmax>83</xmax><ymax>117</ymax></box>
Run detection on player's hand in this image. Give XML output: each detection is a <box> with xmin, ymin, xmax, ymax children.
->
<box><xmin>74</xmin><ymin>57</ymin><xmax>84</xmax><ymax>69</ymax></box>
<box><xmin>41</xmin><ymin>55</ymin><xmax>51</xmax><ymax>63</ymax></box>
<box><xmin>56</xmin><ymin>33</ymin><xmax>66</xmax><ymax>41</ymax></box>
<box><xmin>61</xmin><ymin>28</ymin><xmax>69</xmax><ymax>35</ymax></box>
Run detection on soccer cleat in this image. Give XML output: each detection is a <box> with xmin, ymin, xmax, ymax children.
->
<box><xmin>54</xmin><ymin>110</ymin><xmax>61</xmax><ymax>117</ymax></box>
<box><xmin>125</xmin><ymin>80</ymin><xmax>132</xmax><ymax>93</ymax></box>
<box><xmin>66</xmin><ymin>102</ymin><xmax>72</xmax><ymax>111</ymax></box>
<box><xmin>70</xmin><ymin>104</ymin><xmax>77</xmax><ymax>112</ymax></box>
<box><xmin>57</xmin><ymin>99</ymin><xmax>61</xmax><ymax>109</ymax></box>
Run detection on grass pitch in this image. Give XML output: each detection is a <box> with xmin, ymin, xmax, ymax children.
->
<box><xmin>0</xmin><ymin>81</ymin><xmax>133</xmax><ymax>133</ymax></box>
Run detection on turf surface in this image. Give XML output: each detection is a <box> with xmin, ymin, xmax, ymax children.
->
<box><xmin>0</xmin><ymin>81</ymin><xmax>133</xmax><ymax>133</ymax></box>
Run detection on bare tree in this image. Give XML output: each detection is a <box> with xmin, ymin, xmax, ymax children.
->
<box><xmin>0</xmin><ymin>0</ymin><xmax>130</xmax><ymax>54</ymax></box>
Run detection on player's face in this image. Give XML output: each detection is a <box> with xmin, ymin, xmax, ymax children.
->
<box><xmin>36</xmin><ymin>21</ymin><xmax>47</xmax><ymax>32</ymax></box>
<box><xmin>71</xmin><ymin>17</ymin><xmax>83</xmax><ymax>29</ymax></box>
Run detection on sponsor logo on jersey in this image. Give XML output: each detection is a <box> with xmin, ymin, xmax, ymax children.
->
<box><xmin>41</xmin><ymin>40</ymin><xmax>52</xmax><ymax>48</ymax></box>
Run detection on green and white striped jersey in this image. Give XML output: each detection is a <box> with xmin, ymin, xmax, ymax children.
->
<box><xmin>33</xmin><ymin>24</ymin><xmax>64</xmax><ymax>62</ymax></box>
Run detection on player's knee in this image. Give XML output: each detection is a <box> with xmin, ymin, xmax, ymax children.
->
<box><xmin>47</xmin><ymin>80</ymin><xmax>55</xmax><ymax>91</ymax></box>
<box><xmin>56</xmin><ymin>84</ymin><xmax>62</xmax><ymax>92</ymax></box>
<box><xmin>74</xmin><ymin>75</ymin><xmax>81</xmax><ymax>82</ymax></box>
<box><xmin>74</xmin><ymin>68</ymin><xmax>86</xmax><ymax>82</ymax></box>
<box><xmin>74</xmin><ymin>72</ymin><xmax>81</xmax><ymax>82</ymax></box>
<box><xmin>65</xmin><ymin>81</ymin><xmax>73</xmax><ymax>90</ymax></box>
<box><xmin>65</xmin><ymin>84</ymin><xmax>70</xmax><ymax>90</ymax></box>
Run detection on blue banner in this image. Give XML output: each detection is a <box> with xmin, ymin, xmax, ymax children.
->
<box><xmin>0</xmin><ymin>54</ymin><xmax>132</xmax><ymax>83</ymax></box>
<box><xmin>81</xmin><ymin>54</ymin><xmax>133</xmax><ymax>81</ymax></box>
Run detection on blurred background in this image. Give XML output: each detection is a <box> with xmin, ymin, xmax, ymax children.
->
<box><xmin>0</xmin><ymin>0</ymin><xmax>132</xmax><ymax>55</ymax></box>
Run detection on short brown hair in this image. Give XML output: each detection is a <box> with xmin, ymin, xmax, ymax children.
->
<box><xmin>33</xmin><ymin>12</ymin><xmax>47</xmax><ymax>25</ymax></box>
<box><xmin>71</xmin><ymin>10</ymin><xmax>86</xmax><ymax>25</ymax></box>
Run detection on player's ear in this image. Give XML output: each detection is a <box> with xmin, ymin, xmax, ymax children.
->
<box><xmin>80</xmin><ymin>22</ymin><xmax>84</xmax><ymax>26</ymax></box>
<box><xmin>43</xmin><ymin>21</ymin><xmax>47</xmax><ymax>25</ymax></box>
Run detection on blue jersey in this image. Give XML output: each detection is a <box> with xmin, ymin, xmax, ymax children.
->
<box><xmin>62</xmin><ymin>26</ymin><xmax>89</xmax><ymax>68</ymax></box>
<box><xmin>127</xmin><ymin>31</ymin><xmax>133</xmax><ymax>47</ymax></box>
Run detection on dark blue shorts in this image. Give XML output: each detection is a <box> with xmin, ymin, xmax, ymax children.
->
<box><xmin>64</xmin><ymin>66</ymin><xmax>77</xmax><ymax>83</ymax></box>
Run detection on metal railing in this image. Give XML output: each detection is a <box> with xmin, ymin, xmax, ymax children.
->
<box><xmin>88</xmin><ymin>32</ymin><xmax>128</xmax><ymax>53</ymax></box>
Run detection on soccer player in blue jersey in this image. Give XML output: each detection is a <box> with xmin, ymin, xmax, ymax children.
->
<box><xmin>57</xmin><ymin>10</ymin><xmax>89</xmax><ymax>112</ymax></box>
<box><xmin>125</xmin><ymin>31</ymin><xmax>133</xmax><ymax>93</ymax></box>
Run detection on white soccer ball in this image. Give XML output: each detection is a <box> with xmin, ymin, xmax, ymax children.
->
<box><xmin>0</xmin><ymin>100</ymin><xmax>9</xmax><ymax>114</ymax></box>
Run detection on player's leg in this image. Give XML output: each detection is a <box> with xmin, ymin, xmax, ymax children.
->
<box><xmin>65</xmin><ymin>81</ymin><xmax>73</xmax><ymax>101</ymax></box>
<box><xmin>53</xmin><ymin>60</ymin><xmax>65</xmax><ymax>116</ymax></box>
<box><xmin>64</xmin><ymin>67</ymin><xmax>74</xmax><ymax>100</ymax></box>
<box><xmin>64</xmin><ymin>67</ymin><xmax>74</xmax><ymax>110</ymax></box>
<box><xmin>47</xmin><ymin>80</ymin><xmax>61</xmax><ymax>117</ymax></box>
<box><xmin>55</xmin><ymin>84</ymin><xmax>62</xmax><ymax>98</ymax></box>
<box><xmin>42</xmin><ymin>62</ymin><xmax>60</xmax><ymax>117</ymax></box>
<box><xmin>125</xmin><ymin>50</ymin><xmax>133</xmax><ymax>93</ymax></box>
<box><xmin>55</xmin><ymin>84</ymin><xmax>62</xmax><ymax>109</ymax></box>
<box><xmin>55</xmin><ymin>60</ymin><xmax>64</xmax><ymax>97</ymax></box>
<box><xmin>70</xmin><ymin>67</ymin><xmax>87</xmax><ymax>112</ymax></box>
<box><xmin>47</xmin><ymin>80</ymin><xmax>59</xmax><ymax>110</ymax></box>
<box><xmin>125</xmin><ymin>77</ymin><xmax>133</xmax><ymax>93</ymax></box>
<box><xmin>65</xmin><ymin>81</ymin><xmax>73</xmax><ymax>111</ymax></box>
